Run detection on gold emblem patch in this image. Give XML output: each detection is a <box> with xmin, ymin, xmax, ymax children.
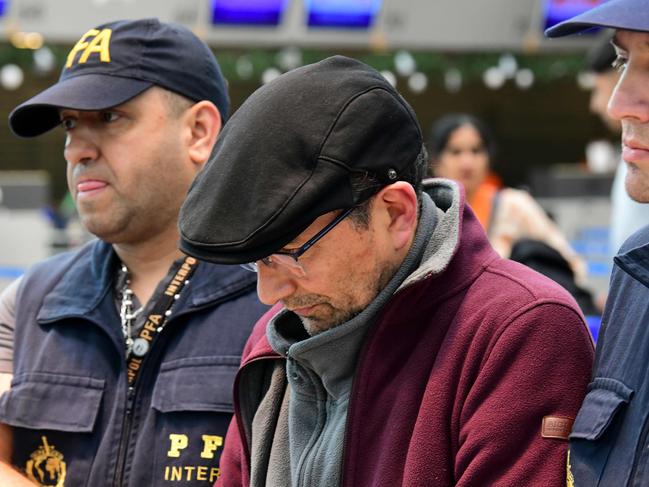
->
<box><xmin>26</xmin><ymin>436</ymin><xmax>67</xmax><ymax>487</ymax></box>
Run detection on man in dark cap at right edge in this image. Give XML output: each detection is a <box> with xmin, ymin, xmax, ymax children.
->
<box><xmin>547</xmin><ymin>1</ymin><xmax>649</xmax><ymax>485</ymax></box>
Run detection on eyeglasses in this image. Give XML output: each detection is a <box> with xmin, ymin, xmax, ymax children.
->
<box><xmin>241</xmin><ymin>206</ymin><xmax>356</xmax><ymax>278</ymax></box>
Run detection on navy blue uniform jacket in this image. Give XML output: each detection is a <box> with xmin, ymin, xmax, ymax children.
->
<box><xmin>0</xmin><ymin>240</ymin><xmax>267</xmax><ymax>486</ymax></box>
<box><xmin>569</xmin><ymin>225</ymin><xmax>649</xmax><ymax>486</ymax></box>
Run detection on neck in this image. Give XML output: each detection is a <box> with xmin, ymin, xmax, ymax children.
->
<box><xmin>113</xmin><ymin>228</ymin><xmax>184</xmax><ymax>305</ymax></box>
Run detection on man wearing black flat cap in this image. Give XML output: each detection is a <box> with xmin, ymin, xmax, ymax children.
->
<box><xmin>0</xmin><ymin>18</ymin><xmax>267</xmax><ymax>486</ymax></box>
<box><xmin>179</xmin><ymin>55</ymin><xmax>594</xmax><ymax>486</ymax></box>
<box><xmin>548</xmin><ymin>1</ymin><xmax>649</xmax><ymax>485</ymax></box>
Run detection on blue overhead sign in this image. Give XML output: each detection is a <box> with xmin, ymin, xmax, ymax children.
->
<box><xmin>211</xmin><ymin>0</ymin><xmax>289</xmax><ymax>26</ymax></box>
<box><xmin>306</xmin><ymin>0</ymin><xmax>383</xmax><ymax>29</ymax></box>
<box><xmin>543</xmin><ymin>0</ymin><xmax>609</xmax><ymax>31</ymax></box>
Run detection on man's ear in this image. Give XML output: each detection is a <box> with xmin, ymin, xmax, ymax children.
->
<box><xmin>375</xmin><ymin>181</ymin><xmax>418</xmax><ymax>251</ymax></box>
<box><xmin>186</xmin><ymin>100</ymin><xmax>222</xmax><ymax>168</ymax></box>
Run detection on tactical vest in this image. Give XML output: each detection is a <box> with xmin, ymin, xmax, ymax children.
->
<box><xmin>0</xmin><ymin>240</ymin><xmax>267</xmax><ymax>486</ymax></box>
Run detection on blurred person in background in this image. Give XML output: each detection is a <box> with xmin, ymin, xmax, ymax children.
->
<box><xmin>585</xmin><ymin>34</ymin><xmax>649</xmax><ymax>255</ymax></box>
<box><xmin>548</xmin><ymin>0</ymin><xmax>649</xmax><ymax>484</ymax></box>
<box><xmin>0</xmin><ymin>18</ymin><xmax>267</xmax><ymax>486</ymax></box>
<box><xmin>428</xmin><ymin>114</ymin><xmax>594</xmax><ymax>313</ymax></box>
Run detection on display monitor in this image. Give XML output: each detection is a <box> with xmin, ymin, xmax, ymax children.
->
<box><xmin>210</xmin><ymin>0</ymin><xmax>289</xmax><ymax>26</ymax></box>
<box><xmin>306</xmin><ymin>0</ymin><xmax>383</xmax><ymax>29</ymax></box>
<box><xmin>543</xmin><ymin>0</ymin><xmax>609</xmax><ymax>31</ymax></box>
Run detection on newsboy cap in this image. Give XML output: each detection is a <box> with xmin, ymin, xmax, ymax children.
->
<box><xmin>179</xmin><ymin>55</ymin><xmax>423</xmax><ymax>265</ymax></box>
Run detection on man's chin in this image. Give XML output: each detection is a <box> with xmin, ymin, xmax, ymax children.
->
<box><xmin>300</xmin><ymin>317</ymin><xmax>332</xmax><ymax>336</ymax></box>
<box><xmin>298</xmin><ymin>309</ymin><xmax>362</xmax><ymax>336</ymax></box>
<box><xmin>625</xmin><ymin>168</ymin><xmax>649</xmax><ymax>203</ymax></box>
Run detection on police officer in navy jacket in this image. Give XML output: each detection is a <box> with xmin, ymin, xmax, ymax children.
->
<box><xmin>0</xmin><ymin>18</ymin><xmax>267</xmax><ymax>486</ymax></box>
<box><xmin>548</xmin><ymin>2</ymin><xmax>649</xmax><ymax>485</ymax></box>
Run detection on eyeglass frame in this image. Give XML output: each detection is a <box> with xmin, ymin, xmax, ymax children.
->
<box><xmin>240</xmin><ymin>206</ymin><xmax>357</xmax><ymax>276</ymax></box>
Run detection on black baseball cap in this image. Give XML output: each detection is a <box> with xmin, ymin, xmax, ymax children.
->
<box><xmin>546</xmin><ymin>0</ymin><xmax>649</xmax><ymax>37</ymax></box>
<box><xmin>9</xmin><ymin>18</ymin><xmax>229</xmax><ymax>138</ymax></box>
<box><xmin>179</xmin><ymin>55</ymin><xmax>423</xmax><ymax>265</ymax></box>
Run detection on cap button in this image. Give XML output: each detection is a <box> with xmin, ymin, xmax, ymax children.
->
<box><xmin>387</xmin><ymin>168</ymin><xmax>398</xmax><ymax>180</ymax></box>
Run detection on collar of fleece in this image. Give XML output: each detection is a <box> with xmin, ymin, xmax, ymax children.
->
<box><xmin>399</xmin><ymin>178</ymin><xmax>463</xmax><ymax>291</ymax></box>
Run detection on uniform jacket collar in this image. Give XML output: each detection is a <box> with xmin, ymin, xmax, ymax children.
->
<box><xmin>615</xmin><ymin>240</ymin><xmax>649</xmax><ymax>289</ymax></box>
<box><xmin>37</xmin><ymin>239</ymin><xmax>258</xmax><ymax>323</ymax></box>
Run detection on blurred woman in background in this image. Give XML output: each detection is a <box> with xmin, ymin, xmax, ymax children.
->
<box><xmin>428</xmin><ymin>113</ymin><xmax>587</xmax><ymax>285</ymax></box>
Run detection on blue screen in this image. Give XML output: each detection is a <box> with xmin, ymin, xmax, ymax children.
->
<box><xmin>544</xmin><ymin>0</ymin><xmax>608</xmax><ymax>30</ymax></box>
<box><xmin>307</xmin><ymin>0</ymin><xmax>383</xmax><ymax>29</ymax></box>
<box><xmin>211</xmin><ymin>0</ymin><xmax>289</xmax><ymax>26</ymax></box>
<box><xmin>0</xmin><ymin>1</ymin><xmax>8</xmax><ymax>16</ymax></box>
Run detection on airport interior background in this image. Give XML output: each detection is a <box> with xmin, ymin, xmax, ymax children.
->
<box><xmin>0</xmin><ymin>0</ymin><xmax>623</xmax><ymax>333</ymax></box>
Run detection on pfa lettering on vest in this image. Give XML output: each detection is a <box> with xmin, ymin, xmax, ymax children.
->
<box><xmin>167</xmin><ymin>433</ymin><xmax>223</xmax><ymax>458</ymax></box>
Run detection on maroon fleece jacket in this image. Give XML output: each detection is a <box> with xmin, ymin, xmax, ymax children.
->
<box><xmin>216</xmin><ymin>195</ymin><xmax>594</xmax><ymax>487</ymax></box>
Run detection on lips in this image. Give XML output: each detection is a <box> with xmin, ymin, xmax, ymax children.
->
<box><xmin>290</xmin><ymin>305</ymin><xmax>318</xmax><ymax>317</ymax></box>
<box><xmin>77</xmin><ymin>179</ymin><xmax>108</xmax><ymax>195</ymax></box>
<box><xmin>622</xmin><ymin>139</ymin><xmax>649</xmax><ymax>163</ymax></box>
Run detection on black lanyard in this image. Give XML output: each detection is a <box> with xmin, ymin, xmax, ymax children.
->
<box><xmin>126</xmin><ymin>255</ymin><xmax>198</xmax><ymax>386</ymax></box>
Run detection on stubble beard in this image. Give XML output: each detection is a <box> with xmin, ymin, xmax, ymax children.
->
<box><xmin>78</xmin><ymin>199</ymin><xmax>137</xmax><ymax>243</ymax></box>
<box><xmin>625</xmin><ymin>162</ymin><xmax>649</xmax><ymax>203</ymax></box>
<box><xmin>296</xmin><ymin>257</ymin><xmax>402</xmax><ymax>336</ymax></box>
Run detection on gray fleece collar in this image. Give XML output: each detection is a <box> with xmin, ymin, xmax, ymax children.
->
<box><xmin>400</xmin><ymin>178</ymin><xmax>462</xmax><ymax>290</ymax></box>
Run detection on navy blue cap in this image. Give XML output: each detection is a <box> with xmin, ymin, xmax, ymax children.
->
<box><xmin>9</xmin><ymin>18</ymin><xmax>229</xmax><ymax>137</ymax></box>
<box><xmin>546</xmin><ymin>0</ymin><xmax>649</xmax><ymax>37</ymax></box>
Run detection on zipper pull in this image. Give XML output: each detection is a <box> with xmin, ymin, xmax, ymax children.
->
<box><xmin>126</xmin><ymin>385</ymin><xmax>135</xmax><ymax>414</ymax></box>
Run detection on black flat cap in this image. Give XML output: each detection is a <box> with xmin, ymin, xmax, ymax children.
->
<box><xmin>179</xmin><ymin>55</ymin><xmax>422</xmax><ymax>265</ymax></box>
<box><xmin>546</xmin><ymin>0</ymin><xmax>649</xmax><ymax>37</ymax></box>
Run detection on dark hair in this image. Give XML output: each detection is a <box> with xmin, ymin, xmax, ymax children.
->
<box><xmin>348</xmin><ymin>144</ymin><xmax>427</xmax><ymax>228</ymax></box>
<box><xmin>585</xmin><ymin>35</ymin><xmax>616</xmax><ymax>74</ymax></box>
<box><xmin>427</xmin><ymin>113</ymin><xmax>496</xmax><ymax>164</ymax></box>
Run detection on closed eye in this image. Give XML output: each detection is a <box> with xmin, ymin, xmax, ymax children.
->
<box><xmin>100</xmin><ymin>111</ymin><xmax>121</xmax><ymax>123</ymax></box>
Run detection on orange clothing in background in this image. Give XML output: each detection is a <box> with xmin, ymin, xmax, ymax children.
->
<box><xmin>468</xmin><ymin>179</ymin><xmax>587</xmax><ymax>284</ymax></box>
<box><xmin>468</xmin><ymin>177</ymin><xmax>500</xmax><ymax>230</ymax></box>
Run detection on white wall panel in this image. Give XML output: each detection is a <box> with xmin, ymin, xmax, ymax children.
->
<box><xmin>0</xmin><ymin>0</ymin><xmax>596</xmax><ymax>51</ymax></box>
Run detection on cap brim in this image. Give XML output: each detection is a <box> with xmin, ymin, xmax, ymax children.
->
<box><xmin>9</xmin><ymin>74</ymin><xmax>152</xmax><ymax>137</ymax></box>
<box><xmin>546</xmin><ymin>0</ymin><xmax>648</xmax><ymax>37</ymax></box>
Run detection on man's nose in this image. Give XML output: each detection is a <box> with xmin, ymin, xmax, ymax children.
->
<box><xmin>608</xmin><ymin>69</ymin><xmax>649</xmax><ymax>123</ymax></box>
<box><xmin>256</xmin><ymin>264</ymin><xmax>298</xmax><ymax>306</ymax></box>
<box><xmin>63</xmin><ymin>130</ymin><xmax>100</xmax><ymax>166</ymax></box>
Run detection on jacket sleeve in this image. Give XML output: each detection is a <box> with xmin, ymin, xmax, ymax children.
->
<box><xmin>215</xmin><ymin>304</ymin><xmax>282</xmax><ymax>487</ymax></box>
<box><xmin>215</xmin><ymin>417</ymin><xmax>246</xmax><ymax>487</ymax></box>
<box><xmin>455</xmin><ymin>301</ymin><xmax>594</xmax><ymax>486</ymax></box>
<box><xmin>0</xmin><ymin>277</ymin><xmax>20</xmax><ymax>375</ymax></box>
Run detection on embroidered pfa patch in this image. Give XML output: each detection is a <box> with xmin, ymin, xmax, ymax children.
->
<box><xmin>26</xmin><ymin>436</ymin><xmax>67</xmax><ymax>486</ymax></box>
